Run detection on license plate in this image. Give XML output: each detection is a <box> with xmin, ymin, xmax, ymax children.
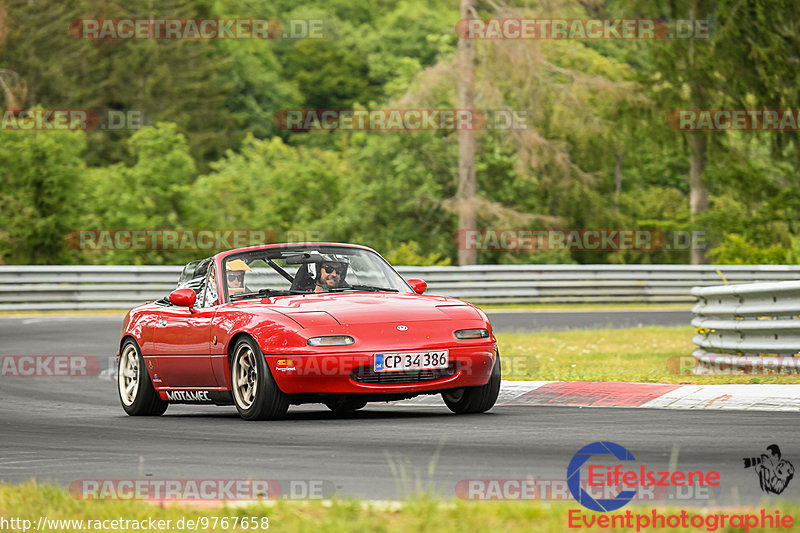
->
<box><xmin>374</xmin><ymin>350</ymin><xmax>449</xmax><ymax>372</ymax></box>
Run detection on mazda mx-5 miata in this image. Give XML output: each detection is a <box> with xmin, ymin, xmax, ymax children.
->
<box><xmin>116</xmin><ymin>243</ymin><xmax>500</xmax><ymax>420</ymax></box>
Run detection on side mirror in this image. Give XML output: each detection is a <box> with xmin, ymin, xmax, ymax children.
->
<box><xmin>169</xmin><ymin>288</ymin><xmax>197</xmax><ymax>309</ymax></box>
<box><xmin>407</xmin><ymin>278</ymin><xmax>427</xmax><ymax>295</ymax></box>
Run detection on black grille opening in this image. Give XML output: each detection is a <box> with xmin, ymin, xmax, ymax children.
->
<box><xmin>351</xmin><ymin>362</ymin><xmax>460</xmax><ymax>384</ymax></box>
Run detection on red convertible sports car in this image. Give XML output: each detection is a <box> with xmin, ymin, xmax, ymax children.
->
<box><xmin>116</xmin><ymin>243</ymin><xmax>500</xmax><ymax>420</ymax></box>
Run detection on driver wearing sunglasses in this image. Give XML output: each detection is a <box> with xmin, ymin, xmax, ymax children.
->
<box><xmin>314</xmin><ymin>256</ymin><xmax>349</xmax><ymax>293</ymax></box>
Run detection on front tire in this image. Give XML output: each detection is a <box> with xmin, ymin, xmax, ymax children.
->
<box><xmin>118</xmin><ymin>340</ymin><xmax>168</xmax><ymax>416</ymax></box>
<box><xmin>442</xmin><ymin>356</ymin><xmax>501</xmax><ymax>414</ymax></box>
<box><xmin>231</xmin><ymin>337</ymin><xmax>289</xmax><ymax>420</ymax></box>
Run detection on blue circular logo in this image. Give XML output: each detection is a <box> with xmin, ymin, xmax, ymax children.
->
<box><xmin>567</xmin><ymin>441</ymin><xmax>637</xmax><ymax>512</ymax></box>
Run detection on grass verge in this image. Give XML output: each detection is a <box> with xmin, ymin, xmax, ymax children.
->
<box><xmin>1</xmin><ymin>481</ymin><xmax>798</xmax><ymax>532</ymax></box>
<box><xmin>496</xmin><ymin>326</ymin><xmax>800</xmax><ymax>384</ymax></box>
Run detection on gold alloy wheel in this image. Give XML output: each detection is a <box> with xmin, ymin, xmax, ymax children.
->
<box><xmin>118</xmin><ymin>344</ymin><xmax>140</xmax><ymax>406</ymax></box>
<box><xmin>232</xmin><ymin>342</ymin><xmax>258</xmax><ymax>409</ymax></box>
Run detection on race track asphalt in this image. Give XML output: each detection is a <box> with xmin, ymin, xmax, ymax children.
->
<box><xmin>0</xmin><ymin>314</ymin><xmax>796</xmax><ymax>507</ymax></box>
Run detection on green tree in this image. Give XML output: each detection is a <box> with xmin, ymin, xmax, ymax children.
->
<box><xmin>283</xmin><ymin>39</ymin><xmax>378</xmax><ymax>109</ymax></box>
<box><xmin>186</xmin><ymin>135</ymin><xmax>348</xmax><ymax>241</ymax></box>
<box><xmin>0</xmin><ymin>128</ymin><xmax>85</xmax><ymax>263</ymax></box>
<box><xmin>2</xmin><ymin>0</ymin><xmax>237</xmax><ymax>167</ymax></box>
<box><xmin>80</xmin><ymin>123</ymin><xmax>197</xmax><ymax>264</ymax></box>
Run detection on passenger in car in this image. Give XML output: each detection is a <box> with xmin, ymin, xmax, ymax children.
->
<box><xmin>226</xmin><ymin>259</ymin><xmax>252</xmax><ymax>294</ymax></box>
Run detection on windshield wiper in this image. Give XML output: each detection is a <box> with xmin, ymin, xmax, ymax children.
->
<box><xmin>230</xmin><ymin>288</ymin><xmax>308</xmax><ymax>300</ymax></box>
<box><xmin>329</xmin><ymin>285</ymin><xmax>399</xmax><ymax>293</ymax></box>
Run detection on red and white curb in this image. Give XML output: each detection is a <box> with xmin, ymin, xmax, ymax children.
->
<box><xmin>397</xmin><ymin>381</ymin><xmax>800</xmax><ymax>411</ymax></box>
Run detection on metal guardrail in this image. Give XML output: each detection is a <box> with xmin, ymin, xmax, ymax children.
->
<box><xmin>691</xmin><ymin>281</ymin><xmax>800</xmax><ymax>374</ymax></box>
<box><xmin>2</xmin><ymin>264</ymin><xmax>800</xmax><ymax>311</ymax></box>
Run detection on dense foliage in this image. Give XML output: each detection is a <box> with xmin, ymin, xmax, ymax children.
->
<box><xmin>0</xmin><ymin>0</ymin><xmax>797</xmax><ymax>265</ymax></box>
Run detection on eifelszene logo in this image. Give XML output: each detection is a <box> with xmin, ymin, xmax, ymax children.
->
<box><xmin>743</xmin><ymin>445</ymin><xmax>795</xmax><ymax>495</ymax></box>
<box><xmin>568</xmin><ymin>441</ymin><xmax>637</xmax><ymax>511</ymax></box>
<box><xmin>567</xmin><ymin>441</ymin><xmax>721</xmax><ymax>512</ymax></box>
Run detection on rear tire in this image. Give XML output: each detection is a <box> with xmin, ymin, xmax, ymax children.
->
<box><xmin>442</xmin><ymin>356</ymin><xmax>501</xmax><ymax>414</ymax></box>
<box><xmin>118</xmin><ymin>340</ymin><xmax>168</xmax><ymax>416</ymax></box>
<box><xmin>231</xmin><ymin>337</ymin><xmax>289</xmax><ymax>420</ymax></box>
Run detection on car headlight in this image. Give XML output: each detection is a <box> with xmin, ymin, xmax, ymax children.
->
<box><xmin>454</xmin><ymin>328</ymin><xmax>490</xmax><ymax>339</ymax></box>
<box><xmin>307</xmin><ymin>335</ymin><xmax>355</xmax><ymax>347</ymax></box>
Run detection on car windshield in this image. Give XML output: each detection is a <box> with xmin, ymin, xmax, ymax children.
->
<box><xmin>221</xmin><ymin>246</ymin><xmax>412</xmax><ymax>301</ymax></box>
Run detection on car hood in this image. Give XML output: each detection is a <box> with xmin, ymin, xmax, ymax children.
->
<box><xmin>254</xmin><ymin>292</ymin><xmax>485</xmax><ymax>326</ymax></box>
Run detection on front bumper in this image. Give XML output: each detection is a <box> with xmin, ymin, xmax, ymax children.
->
<box><xmin>265</xmin><ymin>345</ymin><xmax>497</xmax><ymax>394</ymax></box>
